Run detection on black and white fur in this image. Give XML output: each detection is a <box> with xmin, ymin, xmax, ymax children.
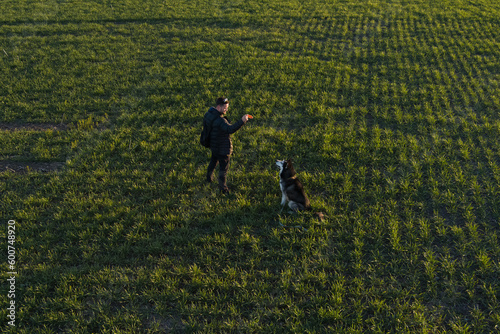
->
<box><xmin>276</xmin><ymin>159</ymin><xmax>311</xmax><ymax>212</ymax></box>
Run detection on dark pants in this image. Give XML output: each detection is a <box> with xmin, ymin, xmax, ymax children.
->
<box><xmin>207</xmin><ymin>153</ymin><xmax>230</xmax><ymax>190</ymax></box>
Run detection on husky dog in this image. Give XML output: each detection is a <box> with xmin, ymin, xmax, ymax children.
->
<box><xmin>276</xmin><ymin>159</ymin><xmax>311</xmax><ymax>212</ymax></box>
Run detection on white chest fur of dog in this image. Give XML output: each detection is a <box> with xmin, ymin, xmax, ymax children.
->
<box><xmin>276</xmin><ymin>159</ymin><xmax>311</xmax><ymax>212</ymax></box>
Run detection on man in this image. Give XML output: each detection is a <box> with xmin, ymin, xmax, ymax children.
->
<box><xmin>205</xmin><ymin>97</ymin><xmax>250</xmax><ymax>194</ymax></box>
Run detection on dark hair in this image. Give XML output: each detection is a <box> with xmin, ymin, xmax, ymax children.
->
<box><xmin>216</xmin><ymin>97</ymin><xmax>229</xmax><ymax>105</ymax></box>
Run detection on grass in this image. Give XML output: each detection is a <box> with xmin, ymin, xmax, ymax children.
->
<box><xmin>1</xmin><ymin>0</ymin><xmax>500</xmax><ymax>332</ymax></box>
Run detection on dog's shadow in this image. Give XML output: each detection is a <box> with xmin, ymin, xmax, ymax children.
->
<box><xmin>274</xmin><ymin>207</ymin><xmax>327</xmax><ymax>232</ymax></box>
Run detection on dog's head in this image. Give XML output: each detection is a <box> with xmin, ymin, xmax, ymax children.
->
<box><xmin>276</xmin><ymin>159</ymin><xmax>295</xmax><ymax>177</ymax></box>
<box><xmin>275</xmin><ymin>159</ymin><xmax>286</xmax><ymax>173</ymax></box>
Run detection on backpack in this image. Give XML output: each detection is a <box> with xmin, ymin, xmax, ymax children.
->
<box><xmin>200</xmin><ymin>112</ymin><xmax>215</xmax><ymax>148</ymax></box>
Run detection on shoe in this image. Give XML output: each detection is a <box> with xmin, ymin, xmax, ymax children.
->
<box><xmin>221</xmin><ymin>188</ymin><xmax>230</xmax><ymax>195</ymax></box>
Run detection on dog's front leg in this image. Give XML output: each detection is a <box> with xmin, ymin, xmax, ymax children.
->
<box><xmin>279</xmin><ymin>192</ymin><xmax>287</xmax><ymax>214</ymax></box>
<box><xmin>280</xmin><ymin>182</ymin><xmax>287</xmax><ymax>206</ymax></box>
<box><xmin>281</xmin><ymin>193</ymin><xmax>287</xmax><ymax>206</ymax></box>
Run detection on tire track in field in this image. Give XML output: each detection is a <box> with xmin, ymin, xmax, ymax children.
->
<box><xmin>0</xmin><ymin>119</ymin><xmax>106</xmax><ymax>174</ymax></box>
<box><xmin>0</xmin><ymin>123</ymin><xmax>69</xmax><ymax>173</ymax></box>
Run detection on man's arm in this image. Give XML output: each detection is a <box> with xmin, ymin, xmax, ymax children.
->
<box><xmin>218</xmin><ymin>117</ymin><xmax>246</xmax><ymax>134</ymax></box>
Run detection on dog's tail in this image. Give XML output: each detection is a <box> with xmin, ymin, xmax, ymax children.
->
<box><xmin>314</xmin><ymin>212</ymin><xmax>326</xmax><ymax>222</ymax></box>
<box><xmin>305</xmin><ymin>206</ymin><xmax>326</xmax><ymax>222</ymax></box>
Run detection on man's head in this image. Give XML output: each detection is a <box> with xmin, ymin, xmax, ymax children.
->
<box><xmin>215</xmin><ymin>97</ymin><xmax>229</xmax><ymax>114</ymax></box>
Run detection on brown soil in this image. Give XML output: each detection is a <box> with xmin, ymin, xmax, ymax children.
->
<box><xmin>0</xmin><ymin>161</ymin><xmax>65</xmax><ymax>173</ymax></box>
<box><xmin>0</xmin><ymin>123</ymin><xmax>69</xmax><ymax>131</ymax></box>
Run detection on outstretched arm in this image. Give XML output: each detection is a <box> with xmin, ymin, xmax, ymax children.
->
<box><xmin>218</xmin><ymin>117</ymin><xmax>245</xmax><ymax>134</ymax></box>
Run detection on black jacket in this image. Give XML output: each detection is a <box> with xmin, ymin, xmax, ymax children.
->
<box><xmin>204</xmin><ymin>107</ymin><xmax>245</xmax><ymax>156</ymax></box>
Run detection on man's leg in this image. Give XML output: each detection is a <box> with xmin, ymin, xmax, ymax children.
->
<box><xmin>206</xmin><ymin>153</ymin><xmax>218</xmax><ymax>182</ymax></box>
<box><xmin>218</xmin><ymin>155</ymin><xmax>230</xmax><ymax>192</ymax></box>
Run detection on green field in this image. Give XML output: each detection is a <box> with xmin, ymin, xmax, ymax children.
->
<box><xmin>1</xmin><ymin>0</ymin><xmax>500</xmax><ymax>332</ymax></box>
